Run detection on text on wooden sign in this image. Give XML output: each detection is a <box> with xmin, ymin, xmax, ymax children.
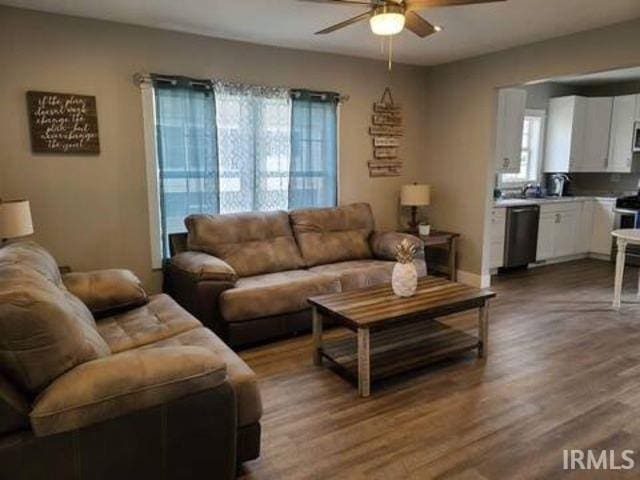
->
<box><xmin>27</xmin><ymin>91</ymin><xmax>100</xmax><ymax>154</ymax></box>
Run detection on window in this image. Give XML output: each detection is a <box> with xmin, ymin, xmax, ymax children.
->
<box><xmin>141</xmin><ymin>76</ymin><xmax>339</xmax><ymax>265</ymax></box>
<box><xmin>500</xmin><ymin>109</ymin><xmax>545</xmax><ymax>187</ymax></box>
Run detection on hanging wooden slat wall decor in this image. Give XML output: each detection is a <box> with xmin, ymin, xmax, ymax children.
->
<box><xmin>368</xmin><ymin>87</ymin><xmax>403</xmax><ymax>177</ymax></box>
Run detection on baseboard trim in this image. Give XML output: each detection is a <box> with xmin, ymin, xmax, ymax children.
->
<box><xmin>588</xmin><ymin>253</ymin><xmax>612</xmax><ymax>262</ymax></box>
<box><xmin>529</xmin><ymin>254</ymin><xmax>588</xmax><ymax>268</ymax></box>
<box><xmin>530</xmin><ymin>252</ymin><xmax>612</xmax><ymax>268</ymax></box>
<box><xmin>457</xmin><ymin>270</ymin><xmax>491</xmax><ymax>288</ymax></box>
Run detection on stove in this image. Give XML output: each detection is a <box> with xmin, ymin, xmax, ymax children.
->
<box><xmin>616</xmin><ymin>194</ymin><xmax>640</xmax><ymax>213</ymax></box>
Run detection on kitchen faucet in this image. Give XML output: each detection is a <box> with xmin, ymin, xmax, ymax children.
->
<box><xmin>521</xmin><ymin>182</ymin><xmax>540</xmax><ymax>198</ymax></box>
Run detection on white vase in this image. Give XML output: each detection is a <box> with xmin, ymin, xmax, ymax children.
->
<box><xmin>392</xmin><ymin>262</ymin><xmax>418</xmax><ymax>297</ymax></box>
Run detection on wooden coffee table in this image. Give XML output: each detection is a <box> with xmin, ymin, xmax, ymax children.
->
<box><xmin>308</xmin><ymin>276</ymin><xmax>496</xmax><ymax>397</ymax></box>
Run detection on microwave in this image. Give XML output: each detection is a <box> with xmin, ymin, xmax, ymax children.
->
<box><xmin>634</xmin><ymin>121</ymin><xmax>640</xmax><ymax>153</ymax></box>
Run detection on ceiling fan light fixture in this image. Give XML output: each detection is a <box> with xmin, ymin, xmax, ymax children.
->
<box><xmin>369</xmin><ymin>5</ymin><xmax>405</xmax><ymax>36</ymax></box>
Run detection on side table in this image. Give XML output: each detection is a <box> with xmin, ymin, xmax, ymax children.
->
<box><xmin>419</xmin><ymin>230</ymin><xmax>460</xmax><ymax>281</ymax></box>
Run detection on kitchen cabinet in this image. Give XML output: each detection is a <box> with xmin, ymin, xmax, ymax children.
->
<box><xmin>553</xmin><ymin>208</ymin><xmax>579</xmax><ymax>257</ymax></box>
<box><xmin>590</xmin><ymin>198</ymin><xmax>616</xmax><ymax>257</ymax></box>
<box><xmin>536</xmin><ymin>203</ymin><xmax>581</xmax><ymax>260</ymax></box>
<box><xmin>581</xmin><ymin>97</ymin><xmax>613</xmax><ymax>172</ymax></box>
<box><xmin>607</xmin><ymin>94</ymin><xmax>638</xmax><ymax>173</ymax></box>
<box><xmin>489</xmin><ymin>208</ymin><xmax>506</xmax><ymax>269</ymax></box>
<box><xmin>544</xmin><ymin>96</ymin><xmax>584</xmax><ymax>173</ymax></box>
<box><xmin>545</xmin><ymin>94</ymin><xmax>640</xmax><ymax>174</ymax></box>
<box><xmin>536</xmin><ymin>209</ymin><xmax>555</xmax><ymax>261</ymax></box>
<box><xmin>495</xmin><ymin>88</ymin><xmax>527</xmax><ymax>174</ymax></box>
<box><xmin>577</xmin><ymin>200</ymin><xmax>594</xmax><ymax>254</ymax></box>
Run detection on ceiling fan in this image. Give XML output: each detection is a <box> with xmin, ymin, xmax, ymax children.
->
<box><xmin>301</xmin><ymin>0</ymin><xmax>506</xmax><ymax>38</ymax></box>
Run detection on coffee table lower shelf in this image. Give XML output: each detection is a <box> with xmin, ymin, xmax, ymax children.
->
<box><xmin>320</xmin><ymin>320</ymin><xmax>480</xmax><ymax>384</ymax></box>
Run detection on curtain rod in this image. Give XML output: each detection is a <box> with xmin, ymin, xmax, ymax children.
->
<box><xmin>133</xmin><ymin>73</ymin><xmax>350</xmax><ymax>103</ymax></box>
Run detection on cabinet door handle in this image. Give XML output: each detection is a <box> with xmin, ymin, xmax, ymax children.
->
<box><xmin>627</xmin><ymin>157</ymin><xmax>632</xmax><ymax>167</ymax></box>
<box><xmin>503</xmin><ymin>158</ymin><xmax>510</xmax><ymax>168</ymax></box>
<box><xmin>604</xmin><ymin>157</ymin><xmax>608</xmax><ymax>168</ymax></box>
<box><xmin>555</xmin><ymin>213</ymin><xmax>561</xmax><ymax>223</ymax></box>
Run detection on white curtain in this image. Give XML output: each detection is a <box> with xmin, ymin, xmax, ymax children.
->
<box><xmin>214</xmin><ymin>82</ymin><xmax>292</xmax><ymax>213</ymax></box>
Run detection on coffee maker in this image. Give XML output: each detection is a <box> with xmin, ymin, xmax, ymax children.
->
<box><xmin>548</xmin><ymin>173</ymin><xmax>570</xmax><ymax>197</ymax></box>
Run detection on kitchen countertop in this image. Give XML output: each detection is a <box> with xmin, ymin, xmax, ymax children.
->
<box><xmin>494</xmin><ymin>196</ymin><xmax>616</xmax><ymax>208</ymax></box>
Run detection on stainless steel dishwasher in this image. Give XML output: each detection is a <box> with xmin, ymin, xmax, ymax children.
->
<box><xmin>503</xmin><ymin>205</ymin><xmax>540</xmax><ymax>269</ymax></box>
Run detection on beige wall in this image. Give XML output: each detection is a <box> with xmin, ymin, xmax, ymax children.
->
<box><xmin>421</xmin><ymin>18</ymin><xmax>640</xmax><ymax>283</ymax></box>
<box><xmin>0</xmin><ymin>6</ymin><xmax>427</xmax><ymax>292</ymax></box>
<box><xmin>4</xmin><ymin>6</ymin><xmax>640</xmax><ymax>291</ymax></box>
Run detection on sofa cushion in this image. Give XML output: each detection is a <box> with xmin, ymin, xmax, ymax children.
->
<box><xmin>30</xmin><ymin>345</ymin><xmax>227</xmax><ymax>436</ymax></box>
<box><xmin>310</xmin><ymin>259</ymin><xmax>428</xmax><ymax>291</ymax></box>
<box><xmin>289</xmin><ymin>203</ymin><xmax>375</xmax><ymax>267</ymax></box>
<box><xmin>219</xmin><ymin>270</ymin><xmax>341</xmax><ymax>323</ymax></box>
<box><xmin>0</xmin><ymin>265</ymin><xmax>110</xmax><ymax>394</ymax></box>
<box><xmin>185</xmin><ymin>211</ymin><xmax>305</xmax><ymax>277</ymax></box>
<box><xmin>63</xmin><ymin>269</ymin><xmax>148</xmax><ymax>318</ymax></box>
<box><xmin>97</xmin><ymin>294</ymin><xmax>201</xmax><ymax>353</ymax></box>
<box><xmin>0</xmin><ymin>241</ymin><xmax>64</xmax><ymax>288</ymax></box>
<box><xmin>143</xmin><ymin>327</ymin><xmax>262</xmax><ymax>427</ymax></box>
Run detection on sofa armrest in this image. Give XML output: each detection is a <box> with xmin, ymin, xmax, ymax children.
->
<box><xmin>169</xmin><ymin>252</ymin><xmax>238</xmax><ymax>283</ymax></box>
<box><xmin>63</xmin><ymin>269</ymin><xmax>148</xmax><ymax>317</ymax></box>
<box><xmin>370</xmin><ymin>231</ymin><xmax>425</xmax><ymax>261</ymax></box>
<box><xmin>30</xmin><ymin>346</ymin><xmax>228</xmax><ymax>437</ymax></box>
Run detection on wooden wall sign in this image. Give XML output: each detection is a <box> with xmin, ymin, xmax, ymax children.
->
<box><xmin>27</xmin><ymin>91</ymin><xmax>100</xmax><ymax>154</ymax></box>
<box><xmin>368</xmin><ymin>87</ymin><xmax>403</xmax><ymax>177</ymax></box>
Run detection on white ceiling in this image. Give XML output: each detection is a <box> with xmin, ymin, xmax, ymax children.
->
<box><xmin>3</xmin><ymin>0</ymin><xmax>640</xmax><ymax>66</ymax></box>
<box><xmin>552</xmin><ymin>66</ymin><xmax>640</xmax><ymax>85</ymax></box>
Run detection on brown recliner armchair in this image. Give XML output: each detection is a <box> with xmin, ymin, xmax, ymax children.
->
<box><xmin>165</xmin><ymin>203</ymin><xmax>426</xmax><ymax>347</ymax></box>
<box><xmin>0</xmin><ymin>242</ymin><xmax>262</xmax><ymax>479</ymax></box>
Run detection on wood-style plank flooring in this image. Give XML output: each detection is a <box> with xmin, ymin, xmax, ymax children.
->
<box><xmin>238</xmin><ymin>259</ymin><xmax>640</xmax><ymax>479</ymax></box>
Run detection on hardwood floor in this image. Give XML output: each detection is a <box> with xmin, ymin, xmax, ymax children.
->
<box><xmin>238</xmin><ymin>259</ymin><xmax>640</xmax><ymax>479</ymax></box>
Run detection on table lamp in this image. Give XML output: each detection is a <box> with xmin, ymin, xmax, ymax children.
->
<box><xmin>401</xmin><ymin>184</ymin><xmax>430</xmax><ymax>232</ymax></box>
<box><xmin>0</xmin><ymin>199</ymin><xmax>34</xmax><ymax>245</ymax></box>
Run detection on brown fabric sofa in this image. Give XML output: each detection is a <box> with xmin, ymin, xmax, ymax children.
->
<box><xmin>0</xmin><ymin>242</ymin><xmax>262</xmax><ymax>480</ymax></box>
<box><xmin>165</xmin><ymin>203</ymin><xmax>426</xmax><ymax>347</ymax></box>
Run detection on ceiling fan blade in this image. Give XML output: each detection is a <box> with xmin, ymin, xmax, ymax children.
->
<box><xmin>299</xmin><ymin>0</ymin><xmax>373</xmax><ymax>5</ymax></box>
<box><xmin>404</xmin><ymin>11</ymin><xmax>437</xmax><ymax>38</ymax></box>
<box><xmin>407</xmin><ymin>0</ymin><xmax>506</xmax><ymax>7</ymax></box>
<box><xmin>315</xmin><ymin>10</ymin><xmax>373</xmax><ymax>34</ymax></box>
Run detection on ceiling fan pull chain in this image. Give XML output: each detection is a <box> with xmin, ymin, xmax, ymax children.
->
<box><xmin>388</xmin><ymin>35</ymin><xmax>393</xmax><ymax>72</ymax></box>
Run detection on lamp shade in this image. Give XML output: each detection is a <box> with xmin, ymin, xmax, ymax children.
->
<box><xmin>0</xmin><ymin>200</ymin><xmax>34</xmax><ymax>240</ymax></box>
<box><xmin>401</xmin><ymin>184</ymin><xmax>431</xmax><ymax>206</ymax></box>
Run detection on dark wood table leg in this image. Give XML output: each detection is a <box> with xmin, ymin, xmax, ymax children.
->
<box><xmin>478</xmin><ymin>300</ymin><xmax>489</xmax><ymax>358</ymax></box>
<box><xmin>449</xmin><ymin>237</ymin><xmax>457</xmax><ymax>281</ymax></box>
<box><xmin>312</xmin><ymin>307</ymin><xmax>323</xmax><ymax>366</ymax></box>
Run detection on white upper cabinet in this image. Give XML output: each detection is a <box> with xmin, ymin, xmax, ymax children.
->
<box><xmin>495</xmin><ymin>88</ymin><xmax>527</xmax><ymax>174</ymax></box>
<box><xmin>544</xmin><ymin>96</ymin><xmax>585</xmax><ymax>173</ymax></box>
<box><xmin>545</xmin><ymin>94</ymin><xmax>639</xmax><ymax>173</ymax></box>
<box><xmin>581</xmin><ymin>97</ymin><xmax>613</xmax><ymax>172</ymax></box>
<box><xmin>607</xmin><ymin>94</ymin><xmax>638</xmax><ymax>173</ymax></box>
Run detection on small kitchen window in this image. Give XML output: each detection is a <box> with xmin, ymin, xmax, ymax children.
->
<box><xmin>500</xmin><ymin>109</ymin><xmax>546</xmax><ymax>188</ymax></box>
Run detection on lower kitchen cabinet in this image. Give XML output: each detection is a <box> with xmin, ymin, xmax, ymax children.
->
<box><xmin>536</xmin><ymin>209</ymin><xmax>555</xmax><ymax>261</ymax></box>
<box><xmin>536</xmin><ymin>203</ymin><xmax>581</xmax><ymax>260</ymax></box>
<box><xmin>491</xmin><ymin>198</ymin><xmax>615</xmax><ymax>272</ymax></box>
<box><xmin>490</xmin><ymin>208</ymin><xmax>506</xmax><ymax>269</ymax></box>
<box><xmin>590</xmin><ymin>198</ymin><xmax>616</xmax><ymax>256</ymax></box>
